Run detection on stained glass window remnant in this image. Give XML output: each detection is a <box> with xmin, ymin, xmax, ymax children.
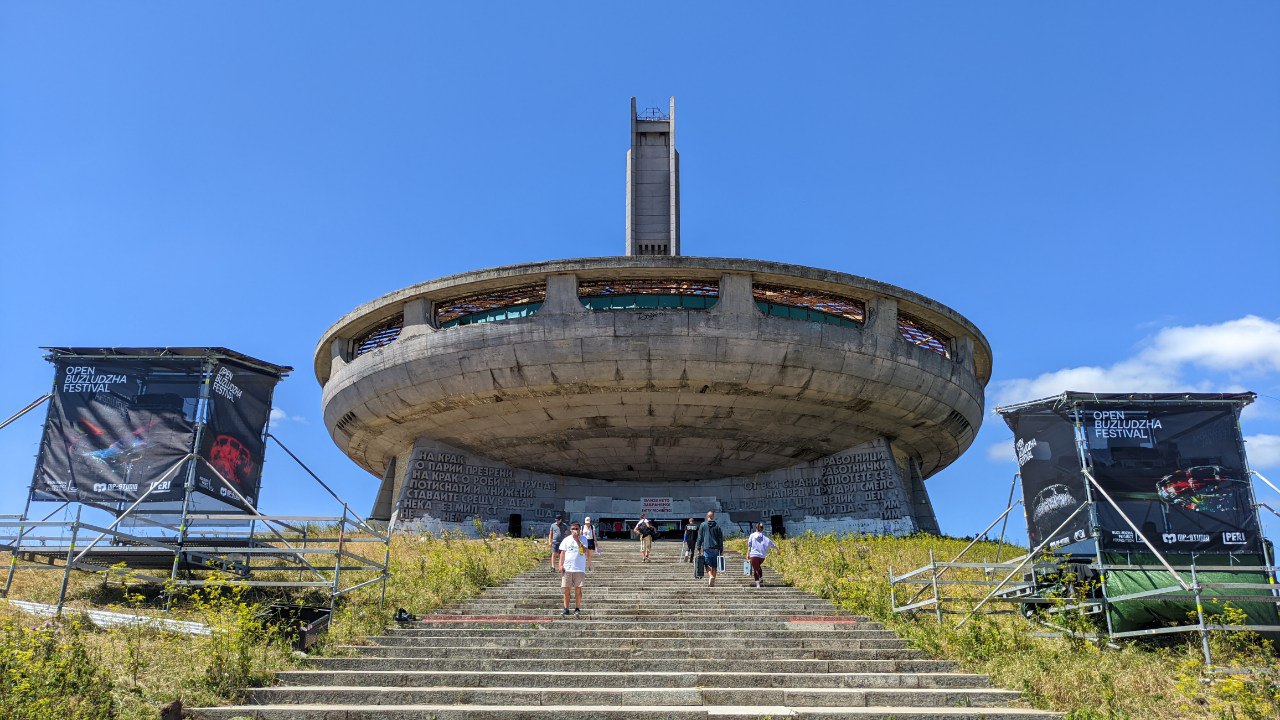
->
<box><xmin>434</xmin><ymin>283</ymin><xmax>548</xmax><ymax>326</ymax></box>
<box><xmin>898</xmin><ymin>313</ymin><xmax>951</xmax><ymax>357</ymax></box>
<box><xmin>751</xmin><ymin>284</ymin><xmax>866</xmax><ymax>327</ymax></box>
<box><xmin>352</xmin><ymin>315</ymin><xmax>405</xmax><ymax>358</ymax></box>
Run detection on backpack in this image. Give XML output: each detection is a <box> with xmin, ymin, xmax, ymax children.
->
<box><xmin>642</xmin><ymin>523</ymin><xmax>658</xmax><ymax>538</ymax></box>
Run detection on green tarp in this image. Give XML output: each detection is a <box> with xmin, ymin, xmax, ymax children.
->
<box><xmin>1102</xmin><ymin>552</ymin><xmax>1280</xmax><ymax>633</ymax></box>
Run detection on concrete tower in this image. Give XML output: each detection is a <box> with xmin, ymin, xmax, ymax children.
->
<box><xmin>626</xmin><ymin>96</ymin><xmax>680</xmax><ymax>256</ymax></box>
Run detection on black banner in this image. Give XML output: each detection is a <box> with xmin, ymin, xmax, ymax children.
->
<box><xmin>196</xmin><ymin>362</ymin><xmax>278</xmax><ymax>509</ymax></box>
<box><xmin>1009</xmin><ymin>407</ymin><xmax>1092</xmax><ymax>550</ymax></box>
<box><xmin>33</xmin><ymin>360</ymin><xmax>201</xmax><ymax>504</ymax></box>
<box><xmin>1082</xmin><ymin>405</ymin><xmax>1259</xmax><ymax>553</ymax></box>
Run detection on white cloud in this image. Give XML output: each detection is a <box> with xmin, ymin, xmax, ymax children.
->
<box><xmin>269</xmin><ymin>407</ymin><xmax>307</xmax><ymax>425</ymax></box>
<box><xmin>986</xmin><ymin>442</ymin><xmax>1015</xmax><ymax>464</ymax></box>
<box><xmin>1247</xmin><ymin>434</ymin><xmax>1280</xmax><ymax>470</ymax></box>
<box><xmin>993</xmin><ymin>315</ymin><xmax>1280</xmax><ymax>408</ymax></box>
<box><xmin>1142</xmin><ymin>316</ymin><xmax>1280</xmax><ymax>374</ymax></box>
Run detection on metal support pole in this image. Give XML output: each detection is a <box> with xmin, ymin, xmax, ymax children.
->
<box><xmin>168</xmin><ymin>358</ymin><xmax>214</xmax><ymax>608</ymax></box>
<box><xmin>56</xmin><ymin>506</ymin><xmax>83</xmax><ymax>615</ymax></box>
<box><xmin>200</xmin><ymin>457</ymin><xmax>327</xmax><ymax>581</ymax></box>
<box><xmin>929</xmin><ymin>550</ymin><xmax>943</xmax><ymax>624</ymax></box>
<box><xmin>331</xmin><ymin>511</ymin><xmax>348</xmax><ymax>611</ymax></box>
<box><xmin>1253</xmin><ymin>470</ymin><xmax>1280</xmax><ymax>498</ymax></box>
<box><xmin>905</xmin><ymin>501</ymin><xmax>1023</xmax><ymax>607</ymax></box>
<box><xmin>959</xmin><ymin>501</ymin><xmax>1092</xmax><ymax>628</ymax></box>
<box><xmin>889</xmin><ymin>564</ymin><xmax>897</xmax><ymax>612</ymax></box>
<box><xmin>2</xmin><ymin>492</ymin><xmax>36</xmax><ymax>599</ymax></box>
<box><xmin>72</xmin><ymin>455</ymin><xmax>190</xmax><ymax>564</ymax></box>
<box><xmin>379</xmin><ymin>531</ymin><xmax>391</xmax><ymax>609</ymax></box>
<box><xmin>1084</xmin><ymin>471</ymin><xmax>1190</xmax><ymax>591</ymax></box>
<box><xmin>1191</xmin><ymin>563</ymin><xmax>1212</xmax><ymax>672</ymax></box>
<box><xmin>299</xmin><ymin>526</ymin><xmax>308</xmax><ymax>583</ymax></box>
<box><xmin>0</xmin><ymin>393</ymin><xmax>51</xmax><ymax>432</ymax></box>
<box><xmin>994</xmin><ymin>473</ymin><xmax>1020</xmax><ymax>564</ymax></box>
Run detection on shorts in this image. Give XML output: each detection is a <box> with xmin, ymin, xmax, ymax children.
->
<box><xmin>702</xmin><ymin>549</ymin><xmax>720</xmax><ymax>570</ymax></box>
<box><xmin>586</xmin><ymin>539</ymin><xmax>596</xmax><ymax>550</ymax></box>
<box><xmin>561</xmin><ymin>571</ymin><xmax>585</xmax><ymax>588</ymax></box>
<box><xmin>641</xmin><ymin>536</ymin><xmax>653</xmax><ymax>550</ymax></box>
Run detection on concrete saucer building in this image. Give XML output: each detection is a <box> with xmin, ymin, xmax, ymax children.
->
<box><xmin>316</xmin><ymin>98</ymin><xmax>992</xmax><ymax>536</ymax></box>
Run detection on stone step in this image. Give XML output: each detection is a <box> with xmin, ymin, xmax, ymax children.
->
<box><xmin>275</xmin><ymin>670</ymin><xmax>993</xmax><ymax>690</ymax></box>
<box><xmin>245</xmin><ymin>686</ymin><xmax>1023</xmax><ymax>708</ymax></box>
<box><xmin>366</xmin><ymin>636</ymin><xmax>909</xmax><ymax>650</ymax></box>
<box><xmin>384</xmin><ymin>628</ymin><xmax>892</xmax><ymax>639</ymax></box>
<box><xmin>192</xmin><ymin>545</ymin><xmax>1058</xmax><ymax>719</ymax></box>
<box><xmin>195</xmin><ymin>703</ymin><xmax>1061</xmax><ymax>719</ymax></box>
<box><xmin>305</xmin><ymin>657</ymin><xmax>964</xmax><ymax>674</ymax></box>
<box><xmin>399</xmin><ymin>617</ymin><xmax>875</xmax><ymax>627</ymax></box>
<box><xmin>341</xmin><ymin>645</ymin><xmax>927</xmax><ymax>661</ymax></box>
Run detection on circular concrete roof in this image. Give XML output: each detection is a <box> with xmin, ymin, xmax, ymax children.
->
<box><xmin>316</xmin><ymin>256</ymin><xmax>992</xmax><ymax>482</ymax></box>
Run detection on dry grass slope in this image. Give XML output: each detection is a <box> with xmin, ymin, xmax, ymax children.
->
<box><xmin>0</xmin><ymin>532</ymin><xmax>546</xmax><ymax>720</ymax></box>
<box><xmin>743</xmin><ymin>532</ymin><xmax>1279</xmax><ymax>720</ymax></box>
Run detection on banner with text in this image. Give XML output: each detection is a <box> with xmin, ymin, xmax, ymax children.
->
<box><xmin>32</xmin><ymin>360</ymin><xmax>200</xmax><ymax>504</ymax></box>
<box><xmin>1008</xmin><ymin>407</ymin><xmax>1092</xmax><ymax>550</ymax></box>
<box><xmin>1083</xmin><ymin>404</ymin><xmax>1258</xmax><ymax>553</ymax></box>
<box><xmin>195</xmin><ymin>362</ymin><xmax>279</xmax><ymax>510</ymax></box>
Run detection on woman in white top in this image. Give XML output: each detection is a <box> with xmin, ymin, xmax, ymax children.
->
<box><xmin>582</xmin><ymin>516</ymin><xmax>599</xmax><ymax>552</ymax></box>
<box><xmin>746</xmin><ymin>523</ymin><xmax>778</xmax><ymax>588</ymax></box>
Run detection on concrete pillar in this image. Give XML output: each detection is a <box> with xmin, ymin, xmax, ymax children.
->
<box><xmin>330</xmin><ymin>338</ymin><xmax>348</xmax><ymax>372</ymax></box>
<box><xmin>541</xmin><ymin>273</ymin><xmax>587</xmax><ymax>314</ymax></box>
<box><xmin>956</xmin><ymin>336</ymin><xmax>975</xmax><ymax>371</ymax></box>
<box><xmin>402</xmin><ymin>298</ymin><xmax>436</xmax><ymax>333</ymax></box>
<box><xmin>866</xmin><ymin>296</ymin><xmax>899</xmax><ymax>341</ymax></box>
<box><xmin>713</xmin><ymin>273</ymin><xmax>757</xmax><ymax>317</ymax></box>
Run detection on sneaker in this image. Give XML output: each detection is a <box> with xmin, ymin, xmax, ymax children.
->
<box><xmin>561</xmin><ymin>608</ymin><xmax>570</xmax><ymax>616</ymax></box>
<box><xmin>755</xmin><ymin>580</ymin><xmax>761</xmax><ymax>588</ymax></box>
<box><xmin>573</xmin><ymin>608</ymin><xmax>581</xmax><ymax>616</ymax></box>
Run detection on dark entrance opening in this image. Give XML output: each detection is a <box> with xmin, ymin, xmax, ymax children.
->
<box><xmin>507</xmin><ymin>513</ymin><xmax>522</xmax><ymax>538</ymax></box>
<box><xmin>771</xmin><ymin>514</ymin><xmax>786</xmax><ymax>539</ymax></box>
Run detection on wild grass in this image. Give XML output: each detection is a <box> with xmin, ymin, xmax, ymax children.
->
<box><xmin>743</xmin><ymin>532</ymin><xmax>1279</xmax><ymax>720</ymax></box>
<box><xmin>0</xmin><ymin>532</ymin><xmax>546</xmax><ymax>719</ymax></box>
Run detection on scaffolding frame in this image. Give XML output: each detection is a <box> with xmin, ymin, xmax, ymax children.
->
<box><xmin>890</xmin><ymin>470</ymin><xmax>1280</xmax><ymax>672</ymax></box>
<box><xmin>1</xmin><ymin>389</ymin><xmax>390</xmax><ymax>614</ymax></box>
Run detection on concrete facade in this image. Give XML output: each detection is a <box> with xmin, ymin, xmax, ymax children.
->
<box><xmin>316</xmin><ymin>256</ymin><xmax>991</xmax><ymax>537</ymax></box>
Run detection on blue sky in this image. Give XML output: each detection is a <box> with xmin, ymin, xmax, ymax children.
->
<box><xmin>2</xmin><ymin>3</ymin><xmax>1278</xmax><ymax>544</ymax></box>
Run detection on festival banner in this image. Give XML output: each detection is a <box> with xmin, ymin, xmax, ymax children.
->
<box><xmin>195</xmin><ymin>362</ymin><xmax>279</xmax><ymax>510</ymax></box>
<box><xmin>1082</xmin><ymin>404</ymin><xmax>1259</xmax><ymax>553</ymax></box>
<box><xmin>32</xmin><ymin>360</ymin><xmax>200</xmax><ymax>504</ymax></box>
<box><xmin>1008</xmin><ymin>406</ymin><xmax>1092</xmax><ymax>550</ymax></box>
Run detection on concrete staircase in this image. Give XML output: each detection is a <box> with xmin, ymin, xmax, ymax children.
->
<box><xmin>196</xmin><ymin>541</ymin><xmax>1058</xmax><ymax>719</ymax></box>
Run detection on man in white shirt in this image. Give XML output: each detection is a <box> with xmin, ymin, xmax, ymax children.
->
<box><xmin>558</xmin><ymin>521</ymin><xmax>593</xmax><ymax>615</ymax></box>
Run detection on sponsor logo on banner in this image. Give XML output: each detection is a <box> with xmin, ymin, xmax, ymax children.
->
<box><xmin>1162</xmin><ymin>532</ymin><xmax>1210</xmax><ymax>544</ymax></box>
<box><xmin>1111</xmin><ymin>529</ymin><xmax>1135</xmax><ymax>543</ymax></box>
<box><xmin>1073</xmin><ymin>529</ymin><xmax>1087</xmax><ymax>542</ymax></box>
<box><xmin>93</xmin><ymin>482</ymin><xmax>139</xmax><ymax>493</ymax></box>
<box><xmin>1222</xmin><ymin>532</ymin><xmax>1247</xmax><ymax>545</ymax></box>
